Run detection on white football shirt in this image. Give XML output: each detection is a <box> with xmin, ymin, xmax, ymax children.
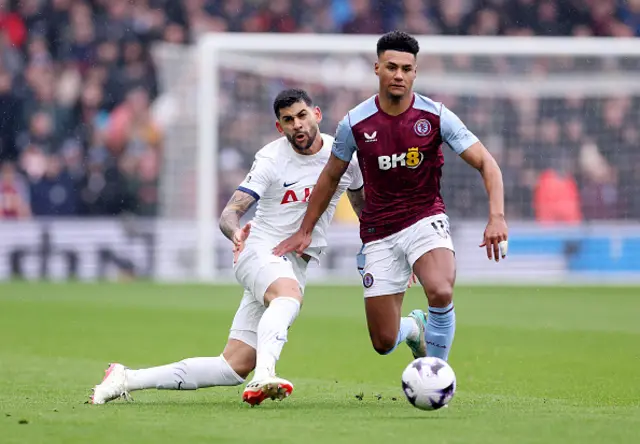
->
<box><xmin>237</xmin><ymin>133</ymin><xmax>363</xmax><ymax>260</ymax></box>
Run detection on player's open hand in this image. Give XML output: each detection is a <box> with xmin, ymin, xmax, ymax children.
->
<box><xmin>479</xmin><ymin>214</ymin><xmax>508</xmax><ymax>262</ymax></box>
<box><xmin>232</xmin><ymin>222</ymin><xmax>251</xmax><ymax>264</ymax></box>
<box><xmin>408</xmin><ymin>273</ymin><xmax>418</xmax><ymax>288</ymax></box>
<box><xmin>273</xmin><ymin>230</ymin><xmax>311</xmax><ymax>257</ymax></box>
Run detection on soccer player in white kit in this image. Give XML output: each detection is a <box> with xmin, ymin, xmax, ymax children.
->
<box><xmin>89</xmin><ymin>89</ymin><xmax>364</xmax><ymax>406</ymax></box>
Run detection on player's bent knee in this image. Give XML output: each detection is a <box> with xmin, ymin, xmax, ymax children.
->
<box><xmin>370</xmin><ymin>331</ymin><xmax>398</xmax><ymax>355</ymax></box>
<box><xmin>426</xmin><ymin>284</ymin><xmax>454</xmax><ymax>308</ymax></box>
<box><xmin>264</xmin><ymin>278</ymin><xmax>303</xmax><ymax>306</ymax></box>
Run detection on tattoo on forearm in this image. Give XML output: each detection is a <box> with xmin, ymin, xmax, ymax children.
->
<box><xmin>219</xmin><ymin>191</ymin><xmax>257</xmax><ymax>241</ymax></box>
<box><xmin>347</xmin><ymin>188</ymin><xmax>365</xmax><ymax>218</ymax></box>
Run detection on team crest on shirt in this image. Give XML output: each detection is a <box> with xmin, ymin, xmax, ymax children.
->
<box><xmin>363</xmin><ymin>272</ymin><xmax>374</xmax><ymax>288</ymax></box>
<box><xmin>414</xmin><ymin>119</ymin><xmax>431</xmax><ymax>136</ymax></box>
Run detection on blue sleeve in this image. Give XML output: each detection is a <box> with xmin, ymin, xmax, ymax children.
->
<box><xmin>440</xmin><ymin>104</ymin><xmax>479</xmax><ymax>155</ymax></box>
<box><xmin>332</xmin><ymin>115</ymin><xmax>358</xmax><ymax>162</ymax></box>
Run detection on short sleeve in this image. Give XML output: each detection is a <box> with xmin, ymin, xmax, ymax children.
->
<box><xmin>332</xmin><ymin>115</ymin><xmax>358</xmax><ymax>162</ymax></box>
<box><xmin>347</xmin><ymin>157</ymin><xmax>364</xmax><ymax>191</ymax></box>
<box><xmin>236</xmin><ymin>154</ymin><xmax>275</xmax><ymax>200</ymax></box>
<box><xmin>440</xmin><ymin>104</ymin><xmax>479</xmax><ymax>155</ymax></box>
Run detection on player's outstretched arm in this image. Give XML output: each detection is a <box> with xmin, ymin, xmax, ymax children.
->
<box><xmin>273</xmin><ymin>153</ymin><xmax>350</xmax><ymax>256</ymax></box>
<box><xmin>459</xmin><ymin>141</ymin><xmax>508</xmax><ymax>262</ymax></box>
<box><xmin>219</xmin><ymin>190</ymin><xmax>257</xmax><ymax>243</ymax></box>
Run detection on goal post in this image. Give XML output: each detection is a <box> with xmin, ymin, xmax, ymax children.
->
<box><xmin>152</xmin><ymin>33</ymin><xmax>640</xmax><ymax>283</ymax></box>
<box><xmin>196</xmin><ymin>37</ymin><xmax>218</xmax><ymax>282</ymax></box>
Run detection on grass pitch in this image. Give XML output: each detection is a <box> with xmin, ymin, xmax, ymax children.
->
<box><xmin>1</xmin><ymin>283</ymin><xmax>639</xmax><ymax>444</ymax></box>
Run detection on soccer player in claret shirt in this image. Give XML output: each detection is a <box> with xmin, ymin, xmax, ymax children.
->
<box><xmin>274</xmin><ymin>31</ymin><xmax>508</xmax><ymax>363</ymax></box>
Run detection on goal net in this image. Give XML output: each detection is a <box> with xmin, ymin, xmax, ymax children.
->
<box><xmin>151</xmin><ymin>34</ymin><xmax>640</xmax><ymax>284</ymax></box>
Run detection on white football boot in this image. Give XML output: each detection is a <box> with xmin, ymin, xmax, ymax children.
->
<box><xmin>242</xmin><ymin>376</ymin><xmax>294</xmax><ymax>406</ymax></box>
<box><xmin>407</xmin><ymin>310</ymin><xmax>428</xmax><ymax>358</ymax></box>
<box><xmin>89</xmin><ymin>363</ymin><xmax>133</xmax><ymax>404</ymax></box>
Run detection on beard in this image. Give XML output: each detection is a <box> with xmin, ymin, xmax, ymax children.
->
<box><xmin>287</xmin><ymin>127</ymin><xmax>317</xmax><ymax>151</ymax></box>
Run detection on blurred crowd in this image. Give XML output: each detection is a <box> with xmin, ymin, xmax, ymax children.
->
<box><xmin>0</xmin><ymin>0</ymin><xmax>639</xmax><ymax>223</ymax></box>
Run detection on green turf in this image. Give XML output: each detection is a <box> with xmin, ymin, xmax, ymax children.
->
<box><xmin>1</xmin><ymin>283</ymin><xmax>639</xmax><ymax>444</ymax></box>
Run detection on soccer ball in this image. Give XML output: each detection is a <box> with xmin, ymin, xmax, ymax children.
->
<box><xmin>401</xmin><ymin>357</ymin><xmax>456</xmax><ymax>410</ymax></box>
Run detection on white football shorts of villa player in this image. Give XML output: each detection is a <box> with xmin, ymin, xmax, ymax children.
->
<box><xmin>229</xmin><ymin>132</ymin><xmax>363</xmax><ymax>348</ymax></box>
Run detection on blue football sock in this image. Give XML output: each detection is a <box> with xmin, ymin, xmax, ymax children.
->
<box><xmin>426</xmin><ymin>303</ymin><xmax>456</xmax><ymax>361</ymax></box>
<box><xmin>382</xmin><ymin>317</ymin><xmax>417</xmax><ymax>355</ymax></box>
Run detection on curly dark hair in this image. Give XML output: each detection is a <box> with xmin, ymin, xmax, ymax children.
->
<box><xmin>376</xmin><ymin>31</ymin><xmax>420</xmax><ymax>57</ymax></box>
<box><xmin>273</xmin><ymin>88</ymin><xmax>313</xmax><ymax>118</ymax></box>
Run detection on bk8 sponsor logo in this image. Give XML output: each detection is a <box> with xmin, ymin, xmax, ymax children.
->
<box><xmin>378</xmin><ymin>147</ymin><xmax>424</xmax><ymax>171</ymax></box>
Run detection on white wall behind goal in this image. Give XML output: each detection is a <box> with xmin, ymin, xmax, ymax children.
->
<box><xmin>1</xmin><ymin>219</ymin><xmax>639</xmax><ymax>285</ymax></box>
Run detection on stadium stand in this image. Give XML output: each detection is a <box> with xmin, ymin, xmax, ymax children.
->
<box><xmin>0</xmin><ymin>0</ymin><xmax>638</xmax><ymax>221</ymax></box>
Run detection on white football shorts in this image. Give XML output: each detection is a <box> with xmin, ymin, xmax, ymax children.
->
<box><xmin>228</xmin><ymin>243</ymin><xmax>308</xmax><ymax>349</ymax></box>
<box><xmin>360</xmin><ymin>214</ymin><xmax>455</xmax><ymax>298</ymax></box>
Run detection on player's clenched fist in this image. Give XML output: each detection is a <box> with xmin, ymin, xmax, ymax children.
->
<box><xmin>273</xmin><ymin>230</ymin><xmax>311</xmax><ymax>257</ymax></box>
<box><xmin>479</xmin><ymin>214</ymin><xmax>508</xmax><ymax>262</ymax></box>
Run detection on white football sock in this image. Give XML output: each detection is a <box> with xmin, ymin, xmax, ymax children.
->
<box><xmin>405</xmin><ymin>317</ymin><xmax>420</xmax><ymax>342</ymax></box>
<box><xmin>125</xmin><ymin>355</ymin><xmax>244</xmax><ymax>391</ymax></box>
<box><xmin>254</xmin><ymin>297</ymin><xmax>301</xmax><ymax>380</ymax></box>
